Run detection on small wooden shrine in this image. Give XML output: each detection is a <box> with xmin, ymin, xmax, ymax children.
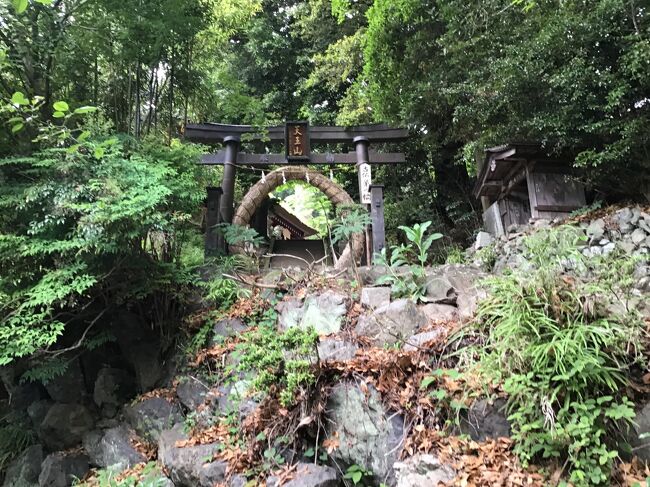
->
<box><xmin>473</xmin><ymin>144</ymin><xmax>586</xmax><ymax>235</ymax></box>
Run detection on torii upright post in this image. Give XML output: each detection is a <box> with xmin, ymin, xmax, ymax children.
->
<box><xmin>220</xmin><ymin>136</ymin><xmax>240</xmax><ymax>225</ymax></box>
<box><xmin>354</xmin><ymin>136</ymin><xmax>374</xmax><ymax>264</ymax></box>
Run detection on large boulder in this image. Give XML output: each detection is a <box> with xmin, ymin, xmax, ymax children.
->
<box><xmin>39</xmin><ymin>403</ymin><xmax>95</xmax><ymax>450</ymax></box>
<box><xmin>267</xmin><ymin>463</ymin><xmax>339</xmax><ymax>487</ymax></box>
<box><xmin>459</xmin><ymin>398</ymin><xmax>511</xmax><ymax>441</ymax></box>
<box><xmin>277</xmin><ymin>291</ymin><xmax>347</xmax><ymax>335</ymax></box>
<box><xmin>360</xmin><ymin>287</ymin><xmax>391</xmax><ymax>310</ymax></box>
<box><xmin>176</xmin><ymin>376</ymin><xmax>210</xmax><ymax>410</ymax></box>
<box><xmin>394</xmin><ymin>454</ymin><xmax>455</xmax><ymax>487</ymax></box>
<box><xmin>356</xmin><ymin>299</ymin><xmax>428</xmax><ymax>347</ymax></box>
<box><xmin>124</xmin><ymin>397</ymin><xmax>183</xmax><ymax>443</ymax></box>
<box><xmin>419</xmin><ymin>304</ymin><xmax>458</xmax><ymax>323</ymax></box>
<box><xmin>27</xmin><ymin>400</ymin><xmax>52</xmax><ymax>430</ymax></box>
<box><xmin>93</xmin><ymin>367</ymin><xmax>136</xmax><ymax>418</ymax></box>
<box><xmin>212</xmin><ymin>317</ymin><xmax>247</xmax><ymax>344</ymax></box>
<box><xmin>402</xmin><ymin>329</ymin><xmax>445</xmax><ymax>352</ymax></box>
<box><xmin>2</xmin><ymin>444</ymin><xmax>43</xmax><ymax>487</ymax></box>
<box><xmin>82</xmin><ymin>425</ymin><xmax>146</xmax><ymax>470</ymax></box>
<box><xmin>38</xmin><ymin>451</ymin><xmax>90</xmax><ymax>487</ymax></box>
<box><xmin>158</xmin><ymin>424</ymin><xmax>226</xmax><ymax>487</ymax></box>
<box><xmin>622</xmin><ymin>401</ymin><xmax>650</xmax><ymax>462</ymax></box>
<box><xmin>317</xmin><ymin>338</ymin><xmax>359</xmax><ymax>363</ymax></box>
<box><xmin>112</xmin><ymin>311</ymin><xmax>163</xmax><ymax>392</ymax></box>
<box><xmin>325</xmin><ymin>382</ymin><xmax>404</xmax><ymax>486</ymax></box>
<box><xmin>44</xmin><ymin>359</ymin><xmax>86</xmax><ymax>404</ymax></box>
<box><xmin>424</xmin><ymin>276</ymin><xmax>456</xmax><ymax>304</ymax></box>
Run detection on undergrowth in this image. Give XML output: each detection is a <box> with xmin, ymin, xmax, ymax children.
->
<box><xmin>475</xmin><ymin>225</ymin><xmax>646</xmax><ymax>486</ymax></box>
<box><xmin>229</xmin><ymin>307</ymin><xmax>318</xmax><ymax>408</ymax></box>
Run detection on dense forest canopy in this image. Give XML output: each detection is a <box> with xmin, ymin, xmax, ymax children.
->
<box><xmin>0</xmin><ymin>0</ymin><xmax>648</xmax><ymax>376</ymax></box>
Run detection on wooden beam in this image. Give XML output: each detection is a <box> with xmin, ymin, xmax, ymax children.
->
<box><xmin>184</xmin><ymin>123</ymin><xmax>409</xmax><ymax>144</ymax></box>
<box><xmin>200</xmin><ymin>152</ymin><xmax>406</xmax><ymax>165</ymax></box>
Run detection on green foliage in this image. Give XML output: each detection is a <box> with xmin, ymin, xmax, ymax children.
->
<box><xmin>0</xmin><ymin>414</ymin><xmax>35</xmax><ymax>478</ymax></box>
<box><xmin>364</xmin><ymin>0</ymin><xmax>650</xmax><ymax>192</ymax></box>
<box><xmin>473</xmin><ymin>243</ymin><xmax>497</xmax><ymax>272</ymax></box>
<box><xmin>330</xmin><ymin>204</ymin><xmax>370</xmax><ymax>245</ymax></box>
<box><xmin>375</xmin><ymin>221</ymin><xmax>443</xmax><ymax>301</ymax></box>
<box><xmin>233</xmin><ymin>308</ymin><xmax>318</xmax><ymax>407</ymax></box>
<box><xmin>444</xmin><ymin>245</ymin><xmax>466</xmax><ymax>265</ymax></box>
<box><xmin>343</xmin><ymin>464</ymin><xmax>371</xmax><ymax>486</ymax></box>
<box><xmin>74</xmin><ymin>461</ymin><xmax>169</xmax><ymax>486</ymax></box>
<box><xmin>217</xmin><ymin>223</ymin><xmax>264</xmax><ymax>249</ymax></box>
<box><xmin>0</xmin><ymin>109</ymin><xmax>208</xmax><ymax>366</ymax></box>
<box><xmin>476</xmin><ymin>226</ymin><xmax>645</xmax><ymax>485</ymax></box>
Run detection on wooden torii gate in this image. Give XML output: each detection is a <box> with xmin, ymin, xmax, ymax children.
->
<box><xmin>183</xmin><ymin>121</ymin><xmax>408</xmax><ymax>261</ymax></box>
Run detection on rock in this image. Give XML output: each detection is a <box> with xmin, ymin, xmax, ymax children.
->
<box><xmin>124</xmin><ymin>397</ymin><xmax>183</xmax><ymax>442</ymax></box>
<box><xmin>2</xmin><ymin>444</ymin><xmax>43</xmax><ymax>487</ymax></box>
<box><xmin>325</xmin><ymin>382</ymin><xmax>403</xmax><ymax>485</ymax></box>
<box><xmin>586</xmin><ymin>219</ymin><xmax>606</xmax><ymax>241</ymax></box>
<box><xmin>212</xmin><ymin>317</ymin><xmax>246</xmax><ymax>344</ymax></box>
<box><xmin>317</xmin><ymin>338</ymin><xmax>358</xmax><ymax>362</ymax></box>
<box><xmin>269</xmin><ymin>463</ymin><xmax>339</xmax><ymax>487</ymax></box>
<box><xmin>38</xmin><ymin>451</ymin><xmax>90</xmax><ymax>487</ymax></box>
<box><xmin>113</xmin><ymin>311</ymin><xmax>163</xmax><ymax>392</ymax></box>
<box><xmin>216</xmin><ymin>380</ymin><xmax>261</xmax><ymax>419</ymax></box>
<box><xmin>459</xmin><ymin>398</ymin><xmax>511</xmax><ymax>441</ymax></box>
<box><xmin>27</xmin><ymin>400</ymin><xmax>52</xmax><ymax>430</ymax></box>
<box><xmin>356</xmin><ymin>299</ymin><xmax>428</xmax><ymax>347</ymax></box>
<box><xmin>602</xmin><ymin>242</ymin><xmax>616</xmax><ymax>255</ymax></box>
<box><xmin>39</xmin><ymin>403</ymin><xmax>95</xmax><ymax>450</ymax></box>
<box><xmin>93</xmin><ymin>368</ymin><xmax>136</xmax><ymax>418</ymax></box>
<box><xmin>394</xmin><ymin>454</ymin><xmax>455</xmax><ymax>487</ymax></box>
<box><xmin>358</xmin><ymin>266</ymin><xmax>414</xmax><ymax>286</ymax></box>
<box><xmin>140</xmin><ymin>468</ymin><xmax>174</xmax><ymax>487</ymax></box>
<box><xmin>278</xmin><ymin>291</ymin><xmax>347</xmax><ymax>335</ymax></box>
<box><xmin>420</xmin><ymin>304</ymin><xmax>458</xmax><ymax>322</ymax></box>
<box><xmin>619</xmin><ymin>241</ymin><xmax>636</xmax><ymax>254</ymax></box>
<box><xmin>631</xmin><ymin>228</ymin><xmax>647</xmax><ymax>245</ymax></box>
<box><xmin>301</xmin><ymin>291</ymin><xmax>347</xmax><ymax>335</ymax></box>
<box><xmin>44</xmin><ymin>359</ymin><xmax>86</xmax><ymax>404</ymax></box>
<box><xmin>424</xmin><ymin>276</ymin><xmax>456</xmax><ymax>304</ymax></box>
<box><xmin>622</xmin><ymin>401</ymin><xmax>650</xmax><ymax>462</ymax></box>
<box><xmin>158</xmin><ymin>424</ymin><xmax>226</xmax><ymax>487</ymax></box>
<box><xmin>83</xmin><ymin>425</ymin><xmax>146</xmax><ymax>470</ymax></box>
<box><xmin>615</xmin><ymin>207</ymin><xmax>634</xmax><ymax>227</ymax></box>
<box><xmin>360</xmin><ymin>287</ymin><xmax>391</xmax><ymax>309</ymax></box>
<box><xmin>276</xmin><ymin>298</ymin><xmax>304</xmax><ymax>329</ymax></box>
<box><xmin>10</xmin><ymin>382</ymin><xmax>46</xmax><ymax>411</ymax></box>
<box><xmin>176</xmin><ymin>376</ymin><xmax>209</xmax><ymax>410</ymax></box>
<box><xmin>475</xmin><ymin>231</ymin><xmax>493</xmax><ymax>250</ymax></box>
<box><xmin>403</xmin><ymin>329</ymin><xmax>445</xmax><ymax>352</ymax></box>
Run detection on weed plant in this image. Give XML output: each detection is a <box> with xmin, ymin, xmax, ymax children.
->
<box><xmin>375</xmin><ymin>221</ymin><xmax>443</xmax><ymax>301</ymax></box>
<box><xmin>476</xmin><ymin>226</ymin><xmax>645</xmax><ymax>485</ymax></box>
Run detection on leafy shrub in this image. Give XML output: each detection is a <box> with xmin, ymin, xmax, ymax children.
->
<box><xmin>375</xmin><ymin>221</ymin><xmax>442</xmax><ymax>301</ymax></box>
<box><xmin>232</xmin><ymin>308</ymin><xmax>318</xmax><ymax>407</ymax></box>
<box><xmin>0</xmin><ymin>114</ymin><xmax>208</xmax><ymax>366</ymax></box>
<box><xmin>476</xmin><ymin>226</ymin><xmax>644</xmax><ymax>485</ymax></box>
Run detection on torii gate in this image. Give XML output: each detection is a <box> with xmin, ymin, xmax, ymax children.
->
<box><xmin>183</xmin><ymin>121</ymin><xmax>408</xmax><ymax>262</ymax></box>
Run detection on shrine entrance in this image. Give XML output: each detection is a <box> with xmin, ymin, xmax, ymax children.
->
<box><xmin>183</xmin><ymin>121</ymin><xmax>408</xmax><ymax>269</ymax></box>
<box><xmin>233</xmin><ymin>165</ymin><xmax>363</xmax><ymax>268</ymax></box>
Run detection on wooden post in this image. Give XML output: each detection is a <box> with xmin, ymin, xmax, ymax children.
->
<box><xmin>354</xmin><ymin>136</ymin><xmax>373</xmax><ymax>263</ymax></box>
<box><xmin>220</xmin><ymin>135</ymin><xmax>239</xmax><ymax>225</ymax></box>
<box><xmin>205</xmin><ymin>187</ymin><xmax>223</xmax><ymax>257</ymax></box>
<box><xmin>370</xmin><ymin>185</ymin><xmax>386</xmax><ymax>260</ymax></box>
<box><xmin>353</xmin><ymin>136</ymin><xmax>372</xmax><ymax>204</ymax></box>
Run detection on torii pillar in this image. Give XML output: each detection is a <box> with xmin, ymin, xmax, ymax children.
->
<box><xmin>220</xmin><ymin>135</ymin><xmax>240</xmax><ymax>224</ymax></box>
